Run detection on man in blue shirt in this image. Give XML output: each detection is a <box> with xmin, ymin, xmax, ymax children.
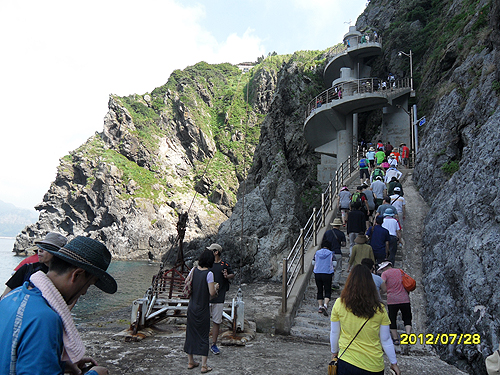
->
<box><xmin>366</xmin><ymin>216</ymin><xmax>390</xmax><ymax>264</ymax></box>
<box><xmin>0</xmin><ymin>236</ymin><xmax>116</xmax><ymax>375</ymax></box>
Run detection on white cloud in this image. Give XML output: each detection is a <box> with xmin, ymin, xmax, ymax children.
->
<box><xmin>0</xmin><ymin>0</ymin><xmax>366</xmax><ymax>212</ymax></box>
<box><xmin>0</xmin><ymin>0</ymin><xmax>265</xmax><ymax>211</ymax></box>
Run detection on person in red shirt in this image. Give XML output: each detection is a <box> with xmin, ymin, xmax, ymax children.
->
<box><xmin>392</xmin><ymin>148</ymin><xmax>401</xmax><ymax>165</ymax></box>
<box><xmin>400</xmin><ymin>143</ymin><xmax>410</xmax><ymax>167</ymax></box>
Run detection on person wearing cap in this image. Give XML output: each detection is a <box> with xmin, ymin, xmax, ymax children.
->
<box><xmin>348</xmin><ymin>233</ymin><xmax>374</xmax><ymax>272</ymax></box>
<box><xmin>207</xmin><ymin>244</ymin><xmax>234</xmax><ymax>355</ymax></box>
<box><xmin>376</xmin><ymin>196</ymin><xmax>399</xmax><ymax>222</ymax></box>
<box><xmin>387</xmin><ymin>176</ymin><xmax>404</xmax><ymax>196</ymax></box>
<box><xmin>0</xmin><ymin>236</ymin><xmax>115</xmax><ymax>375</ymax></box>
<box><xmin>381</xmin><ymin>210</ymin><xmax>402</xmax><ymax>266</ymax></box>
<box><xmin>366</xmin><ymin>216</ymin><xmax>391</xmax><ymax>264</ymax></box>
<box><xmin>370</xmin><ymin>166</ymin><xmax>385</xmax><ymax>183</ymax></box>
<box><xmin>366</xmin><ymin>146</ymin><xmax>376</xmax><ymax>169</ymax></box>
<box><xmin>388</xmin><ymin>153</ymin><xmax>398</xmax><ymax>168</ymax></box>
<box><xmin>378</xmin><ymin>261</ymin><xmax>412</xmax><ymax>346</ymax></box>
<box><xmin>322</xmin><ymin>218</ymin><xmax>346</xmax><ymax>289</ymax></box>
<box><xmin>389</xmin><ymin>187</ymin><xmax>406</xmax><ymax>229</ymax></box>
<box><xmin>370</xmin><ymin>175</ymin><xmax>387</xmax><ymax>209</ymax></box>
<box><xmin>1</xmin><ymin>232</ymin><xmax>67</xmax><ymax>300</ymax></box>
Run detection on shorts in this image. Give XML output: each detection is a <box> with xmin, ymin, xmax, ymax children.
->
<box><xmin>210</xmin><ymin>303</ymin><xmax>224</xmax><ymax>324</ymax></box>
<box><xmin>360</xmin><ymin>169</ymin><xmax>370</xmax><ymax>179</ymax></box>
<box><xmin>388</xmin><ymin>303</ymin><xmax>412</xmax><ymax>329</ymax></box>
<box><xmin>369</xmin><ymin>159</ymin><xmax>375</xmax><ymax>168</ymax></box>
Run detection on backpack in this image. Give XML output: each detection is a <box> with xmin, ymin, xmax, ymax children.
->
<box><xmin>351</xmin><ymin>192</ymin><xmax>361</xmax><ymax>205</ymax></box>
<box><xmin>372</xmin><ymin>169</ymin><xmax>384</xmax><ymax>178</ymax></box>
<box><xmin>359</xmin><ymin>159</ymin><xmax>367</xmax><ymax>168</ymax></box>
<box><xmin>400</xmin><ymin>269</ymin><xmax>416</xmax><ymax>292</ymax></box>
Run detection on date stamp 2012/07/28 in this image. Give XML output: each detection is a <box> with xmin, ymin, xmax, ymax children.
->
<box><xmin>400</xmin><ymin>333</ymin><xmax>481</xmax><ymax>345</ymax></box>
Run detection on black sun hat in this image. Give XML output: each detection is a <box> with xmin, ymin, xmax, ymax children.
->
<box><xmin>45</xmin><ymin>236</ymin><xmax>117</xmax><ymax>294</ymax></box>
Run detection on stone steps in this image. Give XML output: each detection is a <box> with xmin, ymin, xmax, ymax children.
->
<box><xmin>290</xmin><ymin>178</ymin><xmax>406</xmax><ymax>341</ymax></box>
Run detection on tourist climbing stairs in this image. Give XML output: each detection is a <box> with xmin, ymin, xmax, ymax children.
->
<box><xmin>290</xmin><ymin>176</ymin><xmax>404</xmax><ymax>342</ymax></box>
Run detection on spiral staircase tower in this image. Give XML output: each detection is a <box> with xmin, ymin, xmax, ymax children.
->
<box><xmin>304</xmin><ymin>26</ymin><xmax>413</xmax><ymax>183</ymax></box>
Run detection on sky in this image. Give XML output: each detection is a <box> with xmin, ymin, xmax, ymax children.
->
<box><xmin>0</xmin><ymin>0</ymin><xmax>367</xmax><ymax>213</ymax></box>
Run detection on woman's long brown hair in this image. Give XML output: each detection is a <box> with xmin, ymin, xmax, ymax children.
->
<box><xmin>340</xmin><ymin>264</ymin><xmax>384</xmax><ymax>319</ymax></box>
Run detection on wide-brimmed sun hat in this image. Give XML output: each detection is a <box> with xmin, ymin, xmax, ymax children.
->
<box><xmin>207</xmin><ymin>243</ymin><xmax>223</xmax><ymax>253</ymax></box>
<box><xmin>331</xmin><ymin>218</ymin><xmax>343</xmax><ymax>226</ymax></box>
<box><xmin>35</xmin><ymin>232</ymin><xmax>67</xmax><ymax>252</ymax></box>
<box><xmin>354</xmin><ymin>234</ymin><xmax>369</xmax><ymax>244</ymax></box>
<box><xmin>384</xmin><ymin>208</ymin><xmax>395</xmax><ymax>217</ymax></box>
<box><xmin>45</xmin><ymin>236</ymin><xmax>117</xmax><ymax>294</ymax></box>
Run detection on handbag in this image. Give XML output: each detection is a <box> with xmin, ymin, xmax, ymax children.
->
<box><xmin>328</xmin><ymin>319</ymin><xmax>369</xmax><ymax>374</ymax></box>
<box><xmin>400</xmin><ymin>269</ymin><xmax>416</xmax><ymax>292</ymax></box>
<box><xmin>327</xmin><ymin>358</ymin><xmax>338</xmax><ymax>375</ymax></box>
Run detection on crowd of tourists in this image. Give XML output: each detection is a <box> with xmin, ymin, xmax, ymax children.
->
<box><xmin>314</xmin><ymin>142</ymin><xmax>414</xmax><ymax>374</ymax></box>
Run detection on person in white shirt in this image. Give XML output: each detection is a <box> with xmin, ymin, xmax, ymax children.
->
<box><xmin>382</xmin><ymin>210</ymin><xmax>401</xmax><ymax>266</ymax></box>
<box><xmin>385</xmin><ymin>167</ymin><xmax>402</xmax><ymax>184</ymax></box>
<box><xmin>389</xmin><ymin>187</ymin><xmax>406</xmax><ymax>229</ymax></box>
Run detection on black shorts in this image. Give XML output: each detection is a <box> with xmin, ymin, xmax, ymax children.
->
<box><xmin>360</xmin><ymin>169</ymin><xmax>370</xmax><ymax>179</ymax></box>
<box><xmin>388</xmin><ymin>303</ymin><xmax>412</xmax><ymax>329</ymax></box>
<box><xmin>369</xmin><ymin>160</ymin><xmax>375</xmax><ymax>167</ymax></box>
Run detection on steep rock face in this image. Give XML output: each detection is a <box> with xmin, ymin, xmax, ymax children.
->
<box><xmin>359</xmin><ymin>0</ymin><xmax>500</xmax><ymax>373</ymax></box>
<box><xmin>210</xmin><ymin>54</ymin><xmax>328</xmax><ymax>282</ymax></box>
<box><xmin>14</xmin><ymin>62</ymin><xmax>271</xmax><ymax>259</ymax></box>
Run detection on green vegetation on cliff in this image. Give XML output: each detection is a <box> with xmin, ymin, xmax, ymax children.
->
<box><xmin>381</xmin><ymin>0</ymin><xmax>492</xmax><ymax>113</ymax></box>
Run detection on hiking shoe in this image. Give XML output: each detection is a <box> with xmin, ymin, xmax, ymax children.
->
<box><xmin>210</xmin><ymin>344</ymin><xmax>220</xmax><ymax>355</ymax></box>
<box><xmin>322</xmin><ymin>306</ymin><xmax>328</xmax><ymax>317</ymax></box>
<box><xmin>318</xmin><ymin>306</ymin><xmax>325</xmax><ymax>314</ymax></box>
<box><xmin>332</xmin><ymin>284</ymin><xmax>340</xmax><ymax>290</ymax></box>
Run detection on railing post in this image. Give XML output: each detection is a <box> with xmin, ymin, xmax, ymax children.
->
<box><xmin>300</xmin><ymin>228</ymin><xmax>305</xmax><ymax>274</ymax></box>
<box><xmin>329</xmin><ymin>180</ymin><xmax>333</xmax><ymax>209</ymax></box>
<box><xmin>321</xmin><ymin>193</ymin><xmax>325</xmax><ymax>227</ymax></box>
<box><xmin>282</xmin><ymin>257</ymin><xmax>287</xmax><ymax>313</ymax></box>
<box><xmin>348</xmin><ymin>155</ymin><xmax>352</xmax><ymax>174</ymax></box>
<box><xmin>312</xmin><ymin>208</ymin><xmax>317</xmax><ymax>247</ymax></box>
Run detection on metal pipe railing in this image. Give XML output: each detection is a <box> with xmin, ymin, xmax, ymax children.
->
<box><xmin>282</xmin><ymin>154</ymin><xmax>361</xmax><ymax>312</ymax></box>
<box><xmin>306</xmin><ymin>77</ymin><xmax>411</xmax><ymax>119</ymax></box>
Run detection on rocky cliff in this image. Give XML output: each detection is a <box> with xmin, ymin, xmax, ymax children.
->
<box><xmin>14</xmin><ymin>55</ymin><xmax>327</xmax><ymax>268</ymax></box>
<box><xmin>14</xmin><ymin>0</ymin><xmax>499</xmax><ymax>372</ymax></box>
<box><xmin>14</xmin><ymin>62</ymin><xmax>272</xmax><ymax>259</ymax></box>
<box><xmin>359</xmin><ymin>0</ymin><xmax>499</xmax><ymax>374</ymax></box>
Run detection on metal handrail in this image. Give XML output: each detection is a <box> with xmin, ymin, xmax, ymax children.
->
<box><xmin>282</xmin><ymin>154</ymin><xmax>361</xmax><ymax>313</ymax></box>
<box><xmin>306</xmin><ymin>77</ymin><xmax>411</xmax><ymax>119</ymax></box>
<box><xmin>325</xmin><ymin>34</ymin><xmax>383</xmax><ymax>64</ymax></box>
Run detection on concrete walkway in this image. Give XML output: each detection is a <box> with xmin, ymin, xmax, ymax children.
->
<box><xmin>76</xmin><ymin>170</ymin><xmax>468</xmax><ymax>374</ymax></box>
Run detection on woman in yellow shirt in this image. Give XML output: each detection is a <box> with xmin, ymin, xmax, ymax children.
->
<box><xmin>330</xmin><ymin>265</ymin><xmax>401</xmax><ymax>375</ymax></box>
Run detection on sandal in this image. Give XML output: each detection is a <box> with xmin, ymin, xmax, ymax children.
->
<box><xmin>188</xmin><ymin>362</ymin><xmax>199</xmax><ymax>370</ymax></box>
<box><xmin>201</xmin><ymin>366</ymin><xmax>213</xmax><ymax>373</ymax></box>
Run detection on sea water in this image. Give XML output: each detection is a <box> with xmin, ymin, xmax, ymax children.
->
<box><xmin>0</xmin><ymin>237</ymin><xmax>161</xmax><ymax>323</ymax></box>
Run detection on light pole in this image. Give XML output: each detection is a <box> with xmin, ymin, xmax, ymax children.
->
<box><xmin>398</xmin><ymin>50</ymin><xmax>414</xmax><ymax>96</ymax></box>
